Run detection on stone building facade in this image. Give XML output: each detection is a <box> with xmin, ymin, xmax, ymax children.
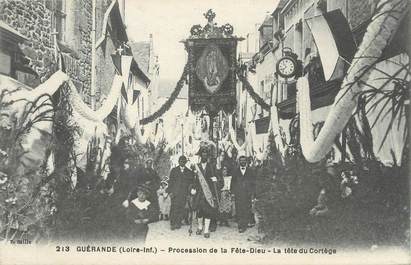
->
<box><xmin>246</xmin><ymin>0</ymin><xmax>409</xmax><ymax>164</ymax></box>
<box><xmin>0</xmin><ymin>0</ymin><xmax>136</xmax><ymax>106</ymax></box>
<box><xmin>0</xmin><ymin>0</ymin><xmax>94</xmax><ymax>100</ymax></box>
<box><xmin>0</xmin><ymin>0</ymin><xmax>57</xmax><ymax>86</ymax></box>
<box><xmin>129</xmin><ymin>34</ymin><xmax>160</xmax><ymax>120</ymax></box>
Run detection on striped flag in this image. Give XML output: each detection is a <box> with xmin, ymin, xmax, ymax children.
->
<box><xmin>306</xmin><ymin>9</ymin><xmax>356</xmax><ymax>81</ymax></box>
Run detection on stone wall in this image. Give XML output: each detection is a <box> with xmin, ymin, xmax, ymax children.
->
<box><xmin>0</xmin><ymin>0</ymin><xmax>93</xmax><ymax>103</ymax></box>
<box><xmin>0</xmin><ymin>0</ymin><xmax>56</xmax><ymax>86</ymax></box>
<box><xmin>75</xmin><ymin>0</ymin><xmax>92</xmax><ymax>103</ymax></box>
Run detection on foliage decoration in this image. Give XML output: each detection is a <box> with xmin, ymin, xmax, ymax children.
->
<box><xmin>190</xmin><ymin>25</ymin><xmax>203</xmax><ymax>37</ymax></box>
<box><xmin>140</xmin><ymin>63</ymin><xmax>189</xmax><ymax>125</ymax></box>
<box><xmin>0</xmin><ymin>89</ymin><xmax>56</xmax><ymax>243</ymax></box>
<box><xmin>235</xmin><ymin>65</ymin><xmax>271</xmax><ymax>111</ymax></box>
<box><xmin>221</xmin><ymin>23</ymin><xmax>234</xmax><ymax>35</ymax></box>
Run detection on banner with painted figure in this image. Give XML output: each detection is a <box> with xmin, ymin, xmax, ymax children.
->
<box><xmin>185</xmin><ymin>10</ymin><xmax>242</xmax><ymax>115</ymax></box>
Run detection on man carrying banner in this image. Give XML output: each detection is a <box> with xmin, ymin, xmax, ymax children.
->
<box><xmin>194</xmin><ymin>146</ymin><xmax>223</xmax><ymax>238</ymax></box>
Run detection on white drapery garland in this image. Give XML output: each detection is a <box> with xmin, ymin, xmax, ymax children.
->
<box><xmin>297</xmin><ymin>0</ymin><xmax>408</xmax><ymax>163</ymax></box>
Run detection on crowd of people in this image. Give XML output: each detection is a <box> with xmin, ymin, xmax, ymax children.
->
<box><xmin>115</xmin><ymin>143</ymin><xmax>260</xmax><ymax>240</ymax></box>
<box><xmin>96</xmin><ymin>138</ymin><xmax>408</xmax><ymax>248</ymax></box>
<box><xmin>165</xmin><ymin>147</ymin><xmax>257</xmax><ymax>238</ymax></box>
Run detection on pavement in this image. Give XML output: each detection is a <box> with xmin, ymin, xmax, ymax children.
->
<box><xmin>146</xmin><ymin>219</ymin><xmax>263</xmax><ymax>248</ymax></box>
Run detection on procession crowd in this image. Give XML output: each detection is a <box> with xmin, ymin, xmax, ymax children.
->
<box><xmin>114</xmin><ymin>145</ymin><xmax>258</xmax><ymax>241</ymax></box>
<box><xmin>90</xmin><ymin>135</ymin><xmax>408</xmax><ymax>248</ymax></box>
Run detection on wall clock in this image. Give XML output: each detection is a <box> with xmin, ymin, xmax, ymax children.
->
<box><xmin>276</xmin><ymin>56</ymin><xmax>297</xmax><ymax>78</ymax></box>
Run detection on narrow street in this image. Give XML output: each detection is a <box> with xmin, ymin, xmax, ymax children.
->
<box><xmin>0</xmin><ymin>0</ymin><xmax>409</xmax><ymax>264</ymax></box>
<box><xmin>146</xmin><ymin>220</ymin><xmax>261</xmax><ymax>248</ymax></box>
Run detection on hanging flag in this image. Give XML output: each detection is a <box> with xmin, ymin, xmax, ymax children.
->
<box><xmin>254</xmin><ymin>116</ymin><xmax>270</xmax><ymax>134</ymax></box>
<box><xmin>111</xmin><ymin>53</ymin><xmax>122</xmax><ymax>75</ymax></box>
<box><xmin>306</xmin><ymin>9</ymin><xmax>356</xmax><ymax>81</ymax></box>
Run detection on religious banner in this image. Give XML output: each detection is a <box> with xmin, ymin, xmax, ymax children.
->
<box><xmin>185</xmin><ymin>10</ymin><xmax>243</xmax><ymax>115</ymax></box>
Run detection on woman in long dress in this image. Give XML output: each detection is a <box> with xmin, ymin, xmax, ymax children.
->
<box><xmin>218</xmin><ymin>165</ymin><xmax>234</xmax><ymax>226</ymax></box>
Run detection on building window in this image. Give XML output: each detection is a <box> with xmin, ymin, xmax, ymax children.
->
<box><xmin>276</xmin><ymin>83</ymin><xmax>282</xmax><ymax>103</ymax></box>
<box><xmin>303</xmin><ymin>4</ymin><xmax>317</xmax><ymax>57</ymax></box>
<box><xmin>259</xmin><ymin>81</ymin><xmax>264</xmax><ymax>116</ymax></box>
<box><xmin>0</xmin><ymin>51</ymin><xmax>11</xmax><ymax>76</ymax></box>
<box><xmin>284</xmin><ymin>27</ymin><xmax>294</xmax><ymax>52</ymax></box>
<box><xmin>141</xmin><ymin>97</ymin><xmax>145</xmax><ymax>118</ymax></box>
<box><xmin>287</xmin><ymin>81</ymin><xmax>297</xmax><ymax>99</ymax></box>
<box><xmin>270</xmin><ymin>84</ymin><xmax>275</xmax><ymax>104</ymax></box>
<box><xmin>284</xmin><ymin>2</ymin><xmax>299</xmax><ymax>31</ymax></box>
<box><xmin>46</xmin><ymin>0</ymin><xmax>67</xmax><ymax>42</ymax></box>
<box><xmin>278</xmin><ymin>82</ymin><xmax>296</xmax><ymax>102</ymax></box>
<box><xmin>282</xmin><ymin>83</ymin><xmax>287</xmax><ymax>101</ymax></box>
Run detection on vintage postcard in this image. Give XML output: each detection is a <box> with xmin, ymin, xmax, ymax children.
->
<box><xmin>0</xmin><ymin>0</ymin><xmax>409</xmax><ymax>264</ymax></box>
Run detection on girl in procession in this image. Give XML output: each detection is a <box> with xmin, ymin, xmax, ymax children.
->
<box><xmin>157</xmin><ymin>178</ymin><xmax>171</xmax><ymax>221</ymax></box>
<box><xmin>123</xmin><ymin>184</ymin><xmax>158</xmax><ymax>242</ymax></box>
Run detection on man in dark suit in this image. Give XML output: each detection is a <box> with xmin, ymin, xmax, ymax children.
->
<box><xmin>167</xmin><ymin>156</ymin><xmax>194</xmax><ymax>230</ymax></box>
<box><xmin>231</xmin><ymin>153</ymin><xmax>256</xmax><ymax>233</ymax></box>
<box><xmin>194</xmin><ymin>147</ymin><xmax>223</xmax><ymax>238</ymax></box>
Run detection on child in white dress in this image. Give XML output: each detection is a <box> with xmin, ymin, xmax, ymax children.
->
<box><xmin>158</xmin><ymin>179</ymin><xmax>171</xmax><ymax>220</ymax></box>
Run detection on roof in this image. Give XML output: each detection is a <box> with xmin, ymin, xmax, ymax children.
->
<box><xmin>272</xmin><ymin>0</ymin><xmax>288</xmax><ymax>15</ymax></box>
<box><xmin>130</xmin><ymin>58</ymin><xmax>150</xmax><ymax>84</ymax></box>
<box><xmin>258</xmin><ymin>15</ymin><xmax>273</xmax><ymax>30</ymax></box>
<box><xmin>129</xmin><ymin>41</ymin><xmax>150</xmax><ymax>76</ymax></box>
<box><xmin>280</xmin><ymin>0</ymin><xmax>298</xmax><ymax>14</ymax></box>
<box><xmin>158</xmin><ymin>79</ymin><xmax>188</xmax><ymax>99</ymax></box>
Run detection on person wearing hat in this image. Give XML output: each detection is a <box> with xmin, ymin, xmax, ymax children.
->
<box><xmin>167</xmin><ymin>155</ymin><xmax>195</xmax><ymax>230</ymax></box>
<box><xmin>193</xmin><ymin>146</ymin><xmax>223</xmax><ymax>238</ymax></box>
<box><xmin>230</xmin><ymin>152</ymin><xmax>256</xmax><ymax>233</ymax></box>
<box><xmin>141</xmin><ymin>157</ymin><xmax>161</xmax><ymax>219</ymax></box>
<box><xmin>123</xmin><ymin>184</ymin><xmax>157</xmax><ymax>242</ymax></box>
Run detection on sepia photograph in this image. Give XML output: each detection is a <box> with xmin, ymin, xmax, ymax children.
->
<box><xmin>0</xmin><ymin>0</ymin><xmax>409</xmax><ymax>264</ymax></box>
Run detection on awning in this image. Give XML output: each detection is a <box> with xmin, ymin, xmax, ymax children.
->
<box><xmin>306</xmin><ymin>9</ymin><xmax>357</xmax><ymax>81</ymax></box>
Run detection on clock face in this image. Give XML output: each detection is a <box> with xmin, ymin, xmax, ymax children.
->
<box><xmin>277</xmin><ymin>57</ymin><xmax>296</xmax><ymax>78</ymax></box>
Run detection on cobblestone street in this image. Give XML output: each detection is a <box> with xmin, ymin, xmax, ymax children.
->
<box><xmin>0</xmin><ymin>0</ymin><xmax>409</xmax><ymax>264</ymax></box>
<box><xmin>146</xmin><ymin>219</ymin><xmax>262</xmax><ymax>248</ymax></box>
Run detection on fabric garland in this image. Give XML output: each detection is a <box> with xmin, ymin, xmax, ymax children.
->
<box><xmin>140</xmin><ymin>63</ymin><xmax>189</xmax><ymax>125</ymax></box>
<box><xmin>236</xmin><ymin>66</ymin><xmax>271</xmax><ymax>111</ymax></box>
<box><xmin>297</xmin><ymin>0</ymin><xmax>407</xmax><ymax>163</ymax></box>
<box><xmin>227</xmin><ymin>114</ymin><xmax>247</xmax><ymax>152</ymax></box>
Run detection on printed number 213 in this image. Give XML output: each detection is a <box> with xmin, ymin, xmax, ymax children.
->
<box><xmin>56</xmin><ymin>246</ymin><xmax>70</xmax><ymax>252</ymax></box>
